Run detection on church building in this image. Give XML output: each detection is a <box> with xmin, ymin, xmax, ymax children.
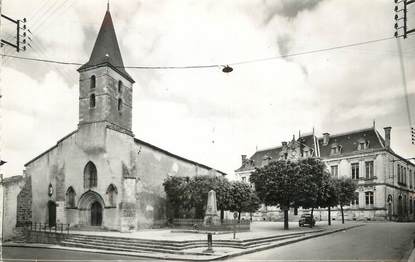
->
<box><xmin>21</xmin><ymin>8</ymin><xmax>226</xmax><ymax>232</ymax></box>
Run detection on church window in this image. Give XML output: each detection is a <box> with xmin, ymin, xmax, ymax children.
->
<box><xmin>90</xmin><ymin>75</ymin><xmax>96</xmax><ymax>89</ymax></box>
<box><xmin>84</xmin><ymin>161</ymin><xmax>97</xmax><ymax>188</ymax></box>
<box><xmin>118</xmin><ymin>98</ymin><xmax>122</xmax><ymax>112</ymax></box>
<box><xmin>66</xmin><ymin>187</ymin><xmax>76</xmax><ymax>208</ymax></box>
<box><xmin>90</xmin><ymin>94</ymin><xmax>96</xmax><ymax>108</ymax></box>
<box><xmin>106</xmin><ymin>184</ymin><xmax>118</xmax><ymax>207</ymax></box>
<box><xmin>118</xmin><ymin>80</ymin><xmax>122</xmax><ymax>93</ymax></box>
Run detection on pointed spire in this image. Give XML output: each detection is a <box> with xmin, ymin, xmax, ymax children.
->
<box><xmin>107</xmin><ymin>0</ymin><xmax>110</xmax><ymax>12</ymax></box>
<box><xmin>78</xmin><ymin>8</ymin><xmax>134</xmax><ymax>83</ymax></box>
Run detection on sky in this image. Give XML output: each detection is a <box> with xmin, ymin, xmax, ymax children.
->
<box><xmin>1</xmin><ymin>0</ymin><xmax>415</xmax><ymax>179</ymax></box>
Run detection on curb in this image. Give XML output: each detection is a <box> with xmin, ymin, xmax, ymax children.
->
<box><xmin>3</xmin><ymin>224</ymin><xmax>363</xmax><ymax>261</ymax></box>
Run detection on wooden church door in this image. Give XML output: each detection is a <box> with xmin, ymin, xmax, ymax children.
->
<box><xmin>91</xmin><ymin>201</ymin><xmax>102</xmax><ymax>226</ymax></box>
<box><xmin>48</xmin><ymin>201</ymin><xmax>56</xmax><ymax>227</ymax></box>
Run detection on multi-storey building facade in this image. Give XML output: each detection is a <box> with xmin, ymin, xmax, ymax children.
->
<box><xmin>236</xmin><ymin>126</ymin><xmax>415</xmax><ymax>221</ymax></box>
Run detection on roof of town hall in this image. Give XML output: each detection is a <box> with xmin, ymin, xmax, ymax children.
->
<box><xmin>235</xmin><ymin>127</ymin><xmax>396</xmax><ymax>172</ymax></box>
<box><xmin>77</xmin><ymin>9</ymin><xmax>134</xmax><ymax>83</ymax></box>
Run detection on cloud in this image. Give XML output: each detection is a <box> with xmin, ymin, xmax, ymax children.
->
<box><xmin>1</xmin><ymin>0</ymin><xmax>414</xmax><ymax>178</ymax></box>
<box><xmin>2</xmin><ymin>68</ymin><xmax>77</xmax><ymax>176</ymax></box>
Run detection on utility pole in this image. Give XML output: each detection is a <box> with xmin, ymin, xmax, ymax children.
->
<box><xmin>394</xmin><ymin>0</ymin><xmax>415</xmax><ymax>145</ymax></box>
<box><xmin>0</xmin><ymin>2</ymin><xmax>31</xmax><ymax>259</ymax></box>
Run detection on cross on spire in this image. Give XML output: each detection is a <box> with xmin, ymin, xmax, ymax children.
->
<box><xmin>107</xmin><ymin>0</ymin><xmax>110</xmax><ymax>11</ymax></box>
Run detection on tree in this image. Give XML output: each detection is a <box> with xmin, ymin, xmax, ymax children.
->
<box><xmin>295</xmin><ymin>158</ymin><xmax>327</xmax><ymax>220</ymax></box>
<box><xmin>229</xmin><ymin>181</ymin><xmax>260</xmax><ymax>221</ymax></box>
<box><xmin>163</xmin><ymin>176</ymin><xmax>191</xmax><ymax>218</ymax></box>
<box><xmin>242</xmin><ymin>191</ymin><xmax>261</xmax><ymax>221</ymax></box>
<box><xmin>318</xmin><ymin>175</ymin><xmax>339</xmax><ymax>225</ymax></box>
<box><xmin>187</xmin><ymin>175</ymin><xmax>233</xmax><ymax>219</ymax></box>
<box><xmin>335</xmin><ymin>177</ymin><xmax>358</xmax><ymax>224</ymax></box>
<box><xmin>250</xmin><ymin>160</ymin><xmax>303</xmax><ymax>230</ymax></box>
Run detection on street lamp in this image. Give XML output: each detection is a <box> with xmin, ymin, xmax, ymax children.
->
<box><xmin>222</xmin><ymin>65</ymin><xmax>233</xmax><ymax>73</ymax></box>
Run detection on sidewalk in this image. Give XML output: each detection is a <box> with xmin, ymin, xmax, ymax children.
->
<box><xmin>4</xmin><ymin>221</ymin><xmax>363</xmax><ymax>261</ymax></box>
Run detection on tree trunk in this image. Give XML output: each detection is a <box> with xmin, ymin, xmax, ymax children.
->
<box><xmin>311</xmin><ymin>207</ymin><xmax>314</xmax><ymax>217</ymax></box>
<box><xmin>341</xmin><ymin>205</ymin><xmax>344</xmax><ymax>224</ymax></box>
<box><xmin>283</xmin><ymin>209</ymin><xmax>289</xmax><ymax>230</ymax></box>
<box><xmin>238</xmin><ymin>211</ymin><xmax>241</xmax><ymax>222</ymax></box>
<box><xmin>220</xmin><ymin>209</ymin><xmax>224</xmax><ymax>222</ymax></box>
<box><xmin>328</xmin><ymin>206</ymin><xmax>331</xmax><ymax>226</ymax></box>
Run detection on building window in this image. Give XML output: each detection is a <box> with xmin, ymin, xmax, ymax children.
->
<box><xmin>410</xmin><ymin>197</ymin><xmax>413</xmax><ymax>214</ymax></box>
<box><xmin>351</xmin><ymin>192</ymin><xmax>359</xmax><ymax>206</ymax></box>
<box><xmin>106</xmin><ymin>184</ymin><xmax>118</xmax><ymax>207</ymax></box>
<box><xmin>90</xmin><ymin>75</ymin><xmax>96</xmax><ymax>89</ymax></box>
<box><xmin>330</xmin><ymin>144</ymin><xmax>342</xmax><ymax>155</ymax></box>
<box><xmin>65</xmin><ymin>187</ymin><xmax>76</xmax><ymax>208</ymax></box>
<box><xmin>90</xmin><ymin>94</ymin><xmax>96</xmax><ymax>108</ymax></box>
<box><xmin>84</xmin><ymin>161</ymin><xmax>97</xmax><ymax>188</ymax></box>
<box><xmin>118</xmin><ymin>98</ymin><xmax>122</xmax><ymax>112</ymax></box>
<box><xmin>331</xmin><ymin>165</ymin><xmax>339</xmax><ymax>178</ymax></box>
<box><xmin>365</xmin><ymin>191</ymin><xmax>374</xmax><ymax>205</ymax></box>
<box><xmin>403</xmin><ymin>167</ymin><xmax>407</xmax><ymax>185</ymax></box>
<box><xmin>351</xmin><ymin>163</ymin><xmax>359</xmax><ymax>180</ymax></box>
<box><xmin>118</xmin><ymin>80</ymin><xmax>122</xmax><ymax>93</ymax></box>
<box><xmin>357</xmin><ymin>139</ymin><xmax>369</xmax><ymax>150</ymax></box>
<box><xmin>365</xmin><ymin>161</ymin><xmax>374</xmax><ymax>179</ymax></box>
<box><xmin>409</xmin><ymin>170</ymin><xmax>413</xmax><ymax>188</ymax></box>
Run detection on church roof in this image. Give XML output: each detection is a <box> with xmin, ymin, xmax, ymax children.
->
<box><xmin>78</xmin><ymin>10</ymin><xmax>134</xmax><ymax>83</ymax></box>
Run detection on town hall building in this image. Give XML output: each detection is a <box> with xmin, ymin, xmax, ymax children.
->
<box><xmin>236</xmin><ymin>125</ymin><xmax>415</xmax><ymax>221</ymax></box>
<box><xmin>19</xmin><ymin>8</ymin><xmax>226</xmax><ymax>232</ymax></box>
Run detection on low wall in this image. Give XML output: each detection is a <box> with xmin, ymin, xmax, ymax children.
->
<box><xmin>172</xmin><ymin>218</ymin><xmax>250</xmax><ymax>232</ymax></box>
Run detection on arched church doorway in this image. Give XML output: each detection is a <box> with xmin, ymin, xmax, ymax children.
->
<box><xmin>48</xmin><ymin>201</ymin><xmax>56</xmax><ymax>226</ymax></box>
<box><xmin>78</xmin><ymin>190</ymin><xmax>105</xmax><ymax>226</ymax></box>
<box><xmin>91</xmin><ymin>201</ymin><xmax>102</xmax><ymax>226</ymax></box>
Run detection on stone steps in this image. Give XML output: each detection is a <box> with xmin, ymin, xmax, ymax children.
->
<box><xmin>58</xmin><ymin>231</ymin><xmax>308</xmax><ymax>254</ymax></box>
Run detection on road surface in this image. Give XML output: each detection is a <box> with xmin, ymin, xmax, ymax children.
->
<box><xmin>226</xmin><ymin>222</ymin><xmax>415</xmax><ymax>261</ymax></box>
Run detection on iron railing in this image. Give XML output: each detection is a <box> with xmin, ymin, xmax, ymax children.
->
<box><xmin>29</xmin><ymin>222</ymin><xmax>70</xmax><ymax>234</ymax></box>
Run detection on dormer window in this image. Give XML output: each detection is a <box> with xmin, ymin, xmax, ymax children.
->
<box><xmin>330</xmin><ymin>143</ymin><xmax>342</xmax><ymax>155</ymax></box>
<box><xmin>357</xmin><ymin>139</ymin><xmax>369</xmax><ymax>150</ymax></box>
<box><xmin>262</xmin><ymin>155</ymin><xmax>271</xmax><ymax>167</ymax></box>
<box><xmin>90</xmin><ymin>75</ymin><xmax>96</xmax><ymax>89</ymax></box>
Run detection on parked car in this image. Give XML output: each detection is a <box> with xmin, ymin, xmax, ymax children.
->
<box><xmin>299</xmin><ymin>214</ymin><xmax>316</xmax><ymax>227</ymax></box>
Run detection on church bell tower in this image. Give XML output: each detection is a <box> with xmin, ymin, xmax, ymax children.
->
<box><xmin>77</xmin><ymin>8</ymin><xmax>134</xmax><ymax>136</ymax></box>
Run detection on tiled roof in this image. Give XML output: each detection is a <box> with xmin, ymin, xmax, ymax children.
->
<box><xmin>236</xmin><ymin>127</ymin><xmax>389</xmax><ymax>172</ymax></box>
<box><xmin>318</xmin><ymin>127</ymin><xmax>384</xmax><ymax>158</ymax></box>
<box><xmin>78</xmin><ymin>10</ymin><xmax>134</xmax><ymax>83</ymax></box>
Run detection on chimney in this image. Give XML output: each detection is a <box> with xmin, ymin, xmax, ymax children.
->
<box><xmin>241</xmin><ymin>155</ymin><xmax>247</xmax><ymax>165</ymax></box>
<box><xmin>282</xmin><ymin>141</ymin><xmax>288</xmax><ymax>150</ymax></box>
<box><xmin>323</xmin><ymin>133</ymin><xmax>330</xmax><ymax>146</ymax></box>
<box><xmin>384</xmin><ymin>127</ymin><xmax>392</xmax><ymax>149</ymax></box>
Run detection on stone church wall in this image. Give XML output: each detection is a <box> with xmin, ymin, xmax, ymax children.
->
<box><xmin>16</xmin><ymin>175</ymin><xmax>32</xmax><ymax>226</ymax></box>
<box><xmin>134</xmin><ymin>140</ymin><xmax>223</xmax><ymax>227</ymax></box>
<box><xmin>3</xmin><ymin>175</ymin><xmax>25</xmax><ymax>240</ymax></box>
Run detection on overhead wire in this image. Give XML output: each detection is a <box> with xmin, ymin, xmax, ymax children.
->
<box><xmin>0</xmin><ymin>36</ymin><xmax>404</xmax><ymax>70</ymax></box>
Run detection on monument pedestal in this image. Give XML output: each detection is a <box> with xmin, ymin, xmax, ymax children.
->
<box><xmin>203</xmin><ymin>190</ymin><xmax>221</xmax><ymax>226</ymax></box>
